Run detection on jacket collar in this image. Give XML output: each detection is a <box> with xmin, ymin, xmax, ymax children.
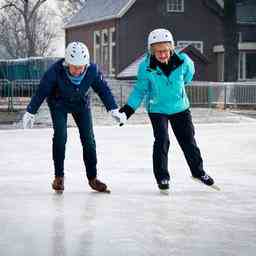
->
<box><xmin>147</xmin><ymin>52</ymin><xmax>184</xmax><ymax>72</ymax></box>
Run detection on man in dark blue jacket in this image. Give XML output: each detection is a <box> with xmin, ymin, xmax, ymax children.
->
<box><xmin>22</xmin><ymin>41</ymin><xmax>126</xmax><ymax>193</ymax></box>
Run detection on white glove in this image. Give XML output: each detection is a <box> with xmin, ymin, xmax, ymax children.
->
<box><xmin>22</xmin><ymin>112</ymin><xmax>35</xmax><ymax>129</ymax></box>
<box><xmin>111</xmin><ymin>109</ymin><xmax>127</xmax><ymax>125</ymax></box>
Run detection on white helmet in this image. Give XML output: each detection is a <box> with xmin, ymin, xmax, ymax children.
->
<box><xmin>65</xmin><ymin>41</ymin><xmax>90</xmax><ymax>66</ymax></box>
<box><xmin>148</xmin><ymin>28</ymin><xmax>174</xmax><ymax>51</ymax></box>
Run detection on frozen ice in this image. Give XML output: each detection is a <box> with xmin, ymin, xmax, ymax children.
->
<box><xmin>0</xmin><ymin>119</ymin><xmax>256</xmax><ymax>255</ymax></box>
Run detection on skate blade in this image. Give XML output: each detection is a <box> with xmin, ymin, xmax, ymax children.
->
<box><xmin>103</xmin><ymin>189</ymin><xmax>111</xmax><ymax>194</ymax></box>
<box><xmin>210</xmin><ymin>184</ymin><xmax>221</xmax><ymax>191</ymax></box>
<box><xmin>54</xmin><ymin>190</ymin><xmax>64</xmax><ymax>194</ymax></box>
<box><xmin>159</xmin><ymin>189</ymin><xmax>170</xmax><ymax>195</ymax></box>
<box><xmin>191</xmin><ymin>177</ymin><xmax>221</xmax><ymax>191</ymax></box>
<box><xmin>94</xmin><ymin>188</ymin><xmax>111</xmax><ymax>194</ymax></box>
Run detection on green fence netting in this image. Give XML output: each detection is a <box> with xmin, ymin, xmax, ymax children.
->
<box><xmin>0</xmin><ymin>57</ymin><xmax>60</xmax><ymax>80</ymax></box>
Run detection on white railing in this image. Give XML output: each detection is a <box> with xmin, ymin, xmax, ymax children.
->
<box><xmin>1</xmin><ymin>79</ymin><xmax>256</xmax><ymax>111</ymax></box>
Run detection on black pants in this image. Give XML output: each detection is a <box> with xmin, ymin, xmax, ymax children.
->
<box><xmin>149</xmin><ymin>109</ymin><xmax>205</xmax><ymax>183</ymax></box>
<box><xmin>49</xmin><ymin>105</ymin><xmax>97</xmax><ymax>180</ymax></box>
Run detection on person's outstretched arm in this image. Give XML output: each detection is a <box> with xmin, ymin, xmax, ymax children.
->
<box><xmin>91</xmin><ymin>65</ymin><xmax>118</xmax><ymax>111</ymax></box>
<box><xmin>119</xmin><ymin>61</ymin><xmax>149</xmax><ymax>121</ymax></box>
<box><xmin>27</xmin><ymin>67</ymin><xmax>57</xmax><ymax>114</ymax></box>
<box><xmin>180</xmin><ymin>53</ymin><xmax>195</xmax><ymax>85</ymax></box>
<box><xmin>91</xmin><ymin>65</ymin><xmax>127</xmax><ymax>125</ymax></box>
<box><xmin>23</xmin><ymin>66</ymin><xmax>56</xmax><ymax>129</ymax></box>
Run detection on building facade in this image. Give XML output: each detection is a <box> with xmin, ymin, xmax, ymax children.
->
<box><xmin>65</xmin><ymin>0</ymin><xmax>256</xmax><ymax>81</ymax></box>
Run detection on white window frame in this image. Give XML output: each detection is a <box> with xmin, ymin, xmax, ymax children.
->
<box><xmin>101</xmin><ymin>29</ymin><xmax>109</xmax><ymax>67</ymax></box>
<box><xmin>93</xmin><ymin>27</ymin><xmax>116</xmax><ymax>76</ymax></box>
<box><xmin>93</xmin><ymin>30</ymin><xmax>101</xmax><ymax>64</ymax></box>
<box><xmin>167</xmin><ymin>0</ymin><xmax>184</xmax><ymax>13</ymax></box>
<box><xmin>238</xmin><ymin>52</ymin><xmax>244</xmax><ymax>80</ymax></box>
<box><xmin>238</xmin><ymin>32</ymin><xmax>242</xmax><ymax>43</ymax></box>
<box><xmin>216</xmin><ymin>53</ymin><xmax>224</xmax><ymax>82</ymax></box>
<box><xmin>109</xmin><ymin>27</ymin><xmax>116</xmax><ymax>76</ymax></box>
<box><xmin>177</xmin><ymin>41</ymin><xmax>204</xmax><ymax>53</ymax></box>
<box><xmin>237</xmin><ymin>51</ymin><xmax>256</xmax><ymax>81</ymax></box>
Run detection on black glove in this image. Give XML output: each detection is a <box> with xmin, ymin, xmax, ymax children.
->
<box><xmin>119</xmin><ymin>104</ymin><xmax>135</xmax><ymax>119</ymax></box>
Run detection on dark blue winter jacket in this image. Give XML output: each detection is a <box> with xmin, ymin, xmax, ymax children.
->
<box><xmin>27</xmin><ymin>59</ymin><xmax>118</xmax><ymax>114</ymax></box>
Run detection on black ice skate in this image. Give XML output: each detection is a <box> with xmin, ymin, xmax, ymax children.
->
<box><xmin>89</xmin><ymin>178</ymin><xmax>111</xmax><ymax>193</ymax></box>
<box><xmin>158</xmin><ymin>179</ymin><xmax>170</xmax><ymax>195</ymax></box>
<box><xmin>52</xmin><ymin>176</ymin><xmax>64</xmax><ymax>194</ymax></box>
<box><xmin>192</xmin><ymin>173</ymin><xmax>220</xmax><ymax>191</ymax></box>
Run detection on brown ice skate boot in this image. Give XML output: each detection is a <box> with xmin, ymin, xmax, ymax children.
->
<box><xmin>52</xmin><ymin>176</ymin><xmax>64</xmax><ymax>193</ymax></box>
<box><xmin>88</xmin><ymin>178</ymin><xmax>110</xmax><ymax>193</ymax></box>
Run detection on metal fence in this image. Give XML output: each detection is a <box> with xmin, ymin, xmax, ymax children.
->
<box><xmin>188</xmin><ymin>81</ymin><xmax>256</xmax><ymax>107</ymax></box>
<box><xmin>0</xmin><ymin>79</ymin><xmax>39</xmax><ymax>111</ymax></box>
<box><xmin>1</xmin><ymin>79</ymin><xmax>256</xmax><ymax>111</ymax></box>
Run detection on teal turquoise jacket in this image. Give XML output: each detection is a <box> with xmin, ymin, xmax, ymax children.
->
<box><xmin>127</xmin><ymin>52</ymin><xmax>195</xmax><ymax>115</ymax></box>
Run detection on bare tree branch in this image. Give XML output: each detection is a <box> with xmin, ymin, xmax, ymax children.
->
<box><xmin>28</xmin><ymin>0</ymin><xmax>47</xmax><ymax>22</ymax></box>
<box><xmin>0</xmin><ymin>3</ymin><xmax>14</xmax><ymax>9</ymax></box>
<box><xmin>56</xmin><ymin>0</ymin><xmax>86</xmax><ymax>21</ymax></box>
<box><xmin>0</xmin><ymin>0</ymin><xmax>58</xmax><ymax>58</ymax></box>
<box><xmin>0</xmin><ymin>1</ymin><xmax>24</xmax><ymax>14</ymax></box>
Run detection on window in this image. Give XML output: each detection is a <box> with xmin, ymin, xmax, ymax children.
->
<box><xmin>167</xmin><ymin>0</ymin><xmax>184</xmax><ymax>12</ymax></box>
<box><xmin>239</xmin><ymin>52</ymin><xmax>256</xmax><ymax>80</ymax></box>
<box><xmin>177</xmin><ymin>41</ymin><xmax>204</xmax><ymax>53</ymax></box>
<box><xmin>238</xmin><ymin>52</ymin><xmax>245</xmax><ymax>80</ymax></box>
<box><xmin>246</xmin><ymin>53</ymin><xmax>256</xmax><ymax>79</ymax></box>
<box><xmin>238</xmin><ymin>32</ymin><xmax>242</xmax><ymax>42</ymax></box>
<box><xmin>93</xmin><ymin>27</ymin><xmax>116</xmax><ymax>76</ymax></box>
<box><xmin>93</xmin><ymin>31</ymin><xmax>101</xmax><ymax>65</ymax></box>
<box><xmin>217</xmin><ymin>53</ymin><xmax>224</xmax><ymax>81</ymax></box>
<box><xmin>101</xmin><ymin>29</ymin><xmax>109</xmax><ymax>74</ymax></box>
<box><xmin>109</xmin><ymin>27</ymin><xmax>116</xmax><ymax>76</ymax></box>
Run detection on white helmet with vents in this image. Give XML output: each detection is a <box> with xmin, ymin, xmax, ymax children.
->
<box><xmin>148</xmin><ymin>28</ymin><xmax>174</xmax><ymax>50</ymax></box>
<box><xmin>65</xmin><ymin>41</ymin><xmax>90</xmax><ymax>66</ymax></box>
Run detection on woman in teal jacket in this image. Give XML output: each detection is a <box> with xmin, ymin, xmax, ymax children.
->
<box><xmin>120</xmin><ymin>29</ymin><xmax>216</xmax><ymax>193</ymax></box>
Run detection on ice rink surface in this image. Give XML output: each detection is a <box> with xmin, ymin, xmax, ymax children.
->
<box><xmin>0</xmin><ymin>118</ymin><xmax>256</xmax><ymax>255</ymax></box>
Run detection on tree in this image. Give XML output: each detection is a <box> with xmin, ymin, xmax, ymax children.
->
<box><xmin>56</xmin><ymin>0</ymin><xmax>86</xmax><ymax>22</ymax></box>
<box><xmin>0</xmin><ymin>0</ymin><xmax>59</xmax><ymax>58</ymax></box>
<box><xmin>223</xmin><ymin>0</ymin><xmax>239</xmax><ymax>81</ymax></box>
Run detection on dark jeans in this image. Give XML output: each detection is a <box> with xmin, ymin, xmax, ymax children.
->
<box><xmin>49</xmin><ymin>105</ymin><xmax>97</xmax><ymax>180</ymax></box>
<box><xmin>148</xmin><ymin>109</ymin><xmax>205</xmax><ymax>183</ymax></box>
